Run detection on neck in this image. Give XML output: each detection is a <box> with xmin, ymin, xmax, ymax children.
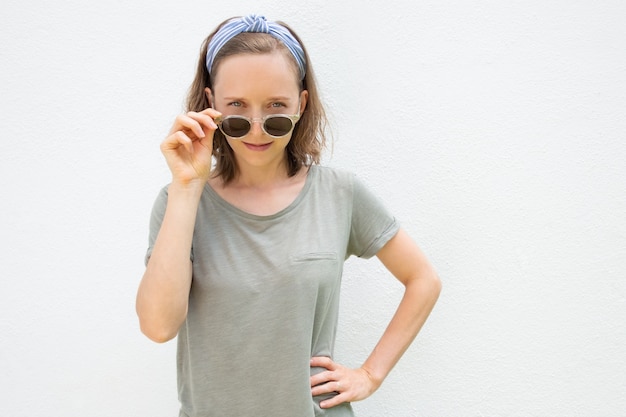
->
<box><xmin>233</xmin><ymin>158</ymin><xmax>291</xmax><ymax>189</ymax></box>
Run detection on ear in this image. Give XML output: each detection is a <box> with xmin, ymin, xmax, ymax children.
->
<box><xmin>204</xmin><ymin>87</ymin><xmax>213</xmax><ymax>108</ymax></box>
<box><xmin>299</xmin><ymin>90</ymin><xmax>308</xmax><ymax>115</ymax></box>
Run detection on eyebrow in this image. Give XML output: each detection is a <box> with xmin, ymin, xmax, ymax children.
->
<box><xmin>220</xmin><ymin>96</ymin><xmax>294</xmax><ymax>102</ymax></box>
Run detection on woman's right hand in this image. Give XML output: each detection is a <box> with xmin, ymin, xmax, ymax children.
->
<box><xmin>160</xmin><ymin>108</ymin><xmax>221</xmax><ymax>185</ymax></box>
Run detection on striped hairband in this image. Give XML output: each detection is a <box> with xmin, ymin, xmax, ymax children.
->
<box><xmin>205</xmin><ymin>14</ymin><xmax>306</xmax><ymax>80</ymax></box>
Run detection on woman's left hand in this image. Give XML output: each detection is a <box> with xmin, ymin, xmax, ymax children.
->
<box><xmin>310</xmin><ymin>356</ymin><xmax>380</xmax><ymax>408</ymax></box>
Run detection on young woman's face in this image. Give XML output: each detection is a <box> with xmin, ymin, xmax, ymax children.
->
<box><xmin>209</xmin><ymin>51</ymin><xmax>307</xmax><ymax>174</ymax></box>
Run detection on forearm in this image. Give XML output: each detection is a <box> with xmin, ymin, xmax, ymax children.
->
<box><xmin>309</xmin><ymin>264</ymin><xmax>440</xmax><ymax>408</ymax></box>
<box><xmin>136</xmin><ymin>182</ymin><xmax>205</xmax><ymax>342</ymax></box>
<box><xmin>362</xmin><ymin>261</ymin><xmax>441</xmax><ymax>386</ymax></box>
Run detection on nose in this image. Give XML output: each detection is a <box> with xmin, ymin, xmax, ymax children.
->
<box><xmin>248</xmin><ymin>117</ymin><xmax>265</xmax><ymax>136</ymax></box>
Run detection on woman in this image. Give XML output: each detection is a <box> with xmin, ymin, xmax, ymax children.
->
<box><xmin>136</xmin><ymin>14</ymin><xmax>441</xmax><ymax>417</ymax></box>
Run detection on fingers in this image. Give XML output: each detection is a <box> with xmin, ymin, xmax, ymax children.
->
<box><xmin>162</xmin><ymin>109</ymin><xmax>221</xmax><ymax>156</ymax></box>
<box><xmin>310</xmin><ymin>356</ymin><xmax>337</xmax><ymax>390</ymax></box>
<box><xmin>159</xmin><ymin>109</ymin><xmax>221</xmax><ymax>182</ymax></box>
<box><xmin>161</xmin><ymin>130</ymin><xmax>194</xmax><ymax>155</ymax></box>
<box><xmin>311</xmin><ymin>372</ymin><xmax>351</xmax><ymax>409</ymax></box>
<box><xmin>169</xmin><ymin>110</ymin><xmax>220</xmax><ymax>140</ymax></box>
<box><xmin>310</xmin><ymin>357</ymin><xmax>343</xmax><ymax>397</ymax></box>
<box><xmin>318</xmin><ymin>389</ymin><xmax>350</xmax><ymax>409</ymax></box>
<box><xmin>310</xmin><ymin>357</ymin><xmax>377</xmax><ymax>409</ymax></box>
<box><xmin>311</xmin><ymin>378</ymin><xmax>344</xmax><ymax>396</ymax></box>
<box><xmin>310</xmin><ymin>356</ymin><xmax>336</xmax><ymax>370</ymax></box>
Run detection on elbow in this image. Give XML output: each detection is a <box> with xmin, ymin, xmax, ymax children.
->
<box><xmin>409</xmin><ymin>266</ymin><xmax>442</xmax><ymax>303</ymax></box>
<box><xmin>430</xmin><ymin>270</ymin><xmax>442</xmax><ymax>299</ymax></box>
<box><xmin>139</xmin><ymin>320</ymin><xmax>179</xmax><ymax>343</ymax></box>
<box><xmin>136</xmin><ymin>305</ymin><xmax>181</xmax><ymax>343</ymax></box>
<box><xmin>426</xmin><ymin>268</ymin><xmax>442</xmax><ymax>305</ymax></box>
<box><xmin>136</xmin><ymin>292</ymin><xmax>185</xmax><ymax>343</ymax></box>
<box><xmin>148</xmin><ymin>333</ymin><xmax>177</xmax><ymax>344</ymax></box>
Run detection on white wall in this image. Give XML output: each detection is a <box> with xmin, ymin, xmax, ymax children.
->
<box><xmin>1</xmin><ymin>1</ymin><xmax>625</xmax><ymax>416</ymax></box>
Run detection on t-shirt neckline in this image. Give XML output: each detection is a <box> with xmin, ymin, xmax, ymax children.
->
<box><xmin>202</xmin><ymin>165</ymin><xmax>318</xmax><ymax>221</ymax></box>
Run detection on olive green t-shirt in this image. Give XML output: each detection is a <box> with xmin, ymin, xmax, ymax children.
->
<box><xmin>146</xmin><ymin>165</ymin><xmax>399</xmax><ymax>417</ymax></box>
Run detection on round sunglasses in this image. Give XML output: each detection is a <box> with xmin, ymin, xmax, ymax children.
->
<box><xmin>214</xmin><ymin>113</ymin><xmax>301</xmax><ymax>139</ymax></box>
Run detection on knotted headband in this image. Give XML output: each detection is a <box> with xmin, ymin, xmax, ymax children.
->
<box><xmin>205</xmin><ymin>14</ymin><xmax>306</xmax><ymax>80</ymax></box>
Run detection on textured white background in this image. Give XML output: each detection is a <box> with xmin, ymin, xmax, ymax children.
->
<box><xmin>1</xmin><ymin>1</ymin><xmax>625</xmax><ymax>416</ymax></box>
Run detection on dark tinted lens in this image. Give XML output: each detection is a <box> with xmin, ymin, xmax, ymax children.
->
<box><xmin>221</xmin><ymin>117</ymin><xmax>251</xmax><ymax>138</ymax></box>
<box><xmin>264</xmin><ymin>116</ymin><xmax>293</xmax><ymax>137</ymax></box>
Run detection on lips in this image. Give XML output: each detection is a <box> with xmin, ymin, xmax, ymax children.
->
<box><xmin>243</xmin><ymin>141</ymin><xmax>273</xmax><ymax>151</ymax></box>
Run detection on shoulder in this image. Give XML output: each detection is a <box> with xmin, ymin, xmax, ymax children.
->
<box><xmin>311</xmin><ymin>165</ymin><xmax>380</xmax><ymax>200</ymax></box>
<box><xmin>311</xmin><ymin>165</ymin><xmax>356</xmax><ymax>189</ymax></box>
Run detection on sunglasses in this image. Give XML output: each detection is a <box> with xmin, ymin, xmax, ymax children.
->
<box><xmin>214</xmin><ymin>113</ymin><xmax>301</xmax><ymax>139</ymax></box>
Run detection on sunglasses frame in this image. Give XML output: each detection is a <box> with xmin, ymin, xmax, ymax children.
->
<box><xmin>214</xmin><ymin>113</ymin><xmax>301</xmax><ymax>139</ymax></box>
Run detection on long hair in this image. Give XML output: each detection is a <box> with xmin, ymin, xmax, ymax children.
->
<box><xmin>185</xmin><ymin>18</ymin><xmax>328</xmax><ymax>184</ymax></box>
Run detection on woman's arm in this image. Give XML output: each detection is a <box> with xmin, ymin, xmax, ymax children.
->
<box><xmin>136</xmin><ymin>109</ymin><xmax>219</xmax><ymax>343</ymax></box>
<box><xmin>310</xmin><ymin>228</ymin><xmax>441</xmax><ymax>408</ymax></box>
<box><xmin>136</xmin><ymin>183</ymin><xmax>203</xmax><ymax>343</ymax></box>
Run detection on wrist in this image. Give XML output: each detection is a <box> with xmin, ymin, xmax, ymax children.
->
<box><xmin>168</xmin><ymin>179</ymin><xmax>206</xmax><ymax>201</ymax></box>
<box><xmin>360</xmin><ymin>365</ymin><xmax>384</xmax><ymax>391</ymax></box>
<box><xmin>169</xmin><ymin>178</ymin><xmax>206</xmax><ymax>192</ymax></box>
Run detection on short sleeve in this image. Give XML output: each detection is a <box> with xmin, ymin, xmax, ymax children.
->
<box><xmin>347</xmin><ymin>175</ymin><xmax>400</xmax><ymax>258</ymax></box>
<box><xmin>144</xmin><ymin>186</ymin><xmax>169</xmax><ymax>266</ymax></box>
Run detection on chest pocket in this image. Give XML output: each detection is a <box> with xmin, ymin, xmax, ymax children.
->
<box><xmin>291</xmin><ymin>252</ymin><xmax>338</xmax><ymax>262</ymax></box>
<box><xmin>289</xmin><ymin>252</ymin><xmax>341</xmax><ymax>289</ymax></box>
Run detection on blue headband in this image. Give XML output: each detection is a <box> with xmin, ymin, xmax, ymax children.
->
<box><xmin>205</xmin><ymin>15</ymin><xmax>306</xmax><ymax>80</ymax></box>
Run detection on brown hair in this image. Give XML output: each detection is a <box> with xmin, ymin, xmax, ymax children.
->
<box><xmin>185</xmin><ymin>18</ymin><xmax>328</xmax><ymax>184</ymax></box>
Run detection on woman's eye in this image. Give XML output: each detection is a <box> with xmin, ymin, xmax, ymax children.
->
<box><xmin>271</xmin><ymin>102</ymin><xmax>286</xmax><ymax>108</ymax></box>
<box><xmin>228</xmin><ymin>101</ymin><xmax>242</xmax><ymax>107</ymax></box>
